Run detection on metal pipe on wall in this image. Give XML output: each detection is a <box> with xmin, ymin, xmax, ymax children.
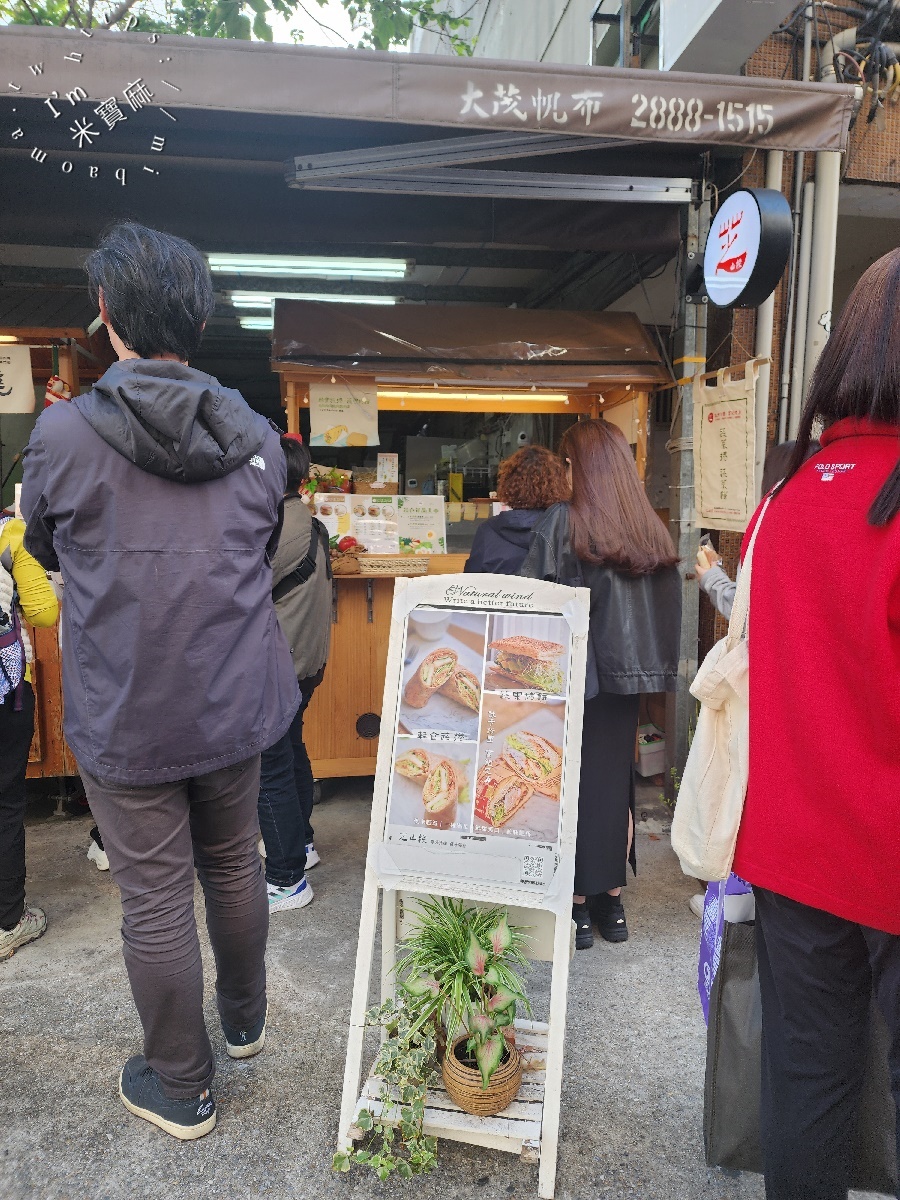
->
<box><xmin>753</xmin><ymin>149</ymin><xmax>783</xmax><ymax>494</ymax></box>
<box><xmin>777</xmin><ymin>3</ymin><xmax>814</xmax><ymax>442</ymax></box>
<box><xmin>803</xmin><ymin>151</ymin><xmax>841</xmax><ymax>398</ymax></box>
<box><xmin>790</xmin><ymin>179</ymin><xmax>815</xmax><ymax>436</ymax></box>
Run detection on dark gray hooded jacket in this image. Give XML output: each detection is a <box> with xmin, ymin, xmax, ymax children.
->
<box><xmin>20</xmin><ymin>359</ymin><xmax>300</xmax><ymax>786</ymax></box>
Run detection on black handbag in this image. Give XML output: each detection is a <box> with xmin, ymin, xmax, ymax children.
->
<box><xmin>704</xmin><ymin>920</ymin><xmax>897</xmax><ymax>1194</ymax></box>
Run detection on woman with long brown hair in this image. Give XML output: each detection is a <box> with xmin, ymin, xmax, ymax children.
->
<box><xmin>522</xmin><ymin>419</ymin><xmax>680</xmax><ymax>948</ymax></box>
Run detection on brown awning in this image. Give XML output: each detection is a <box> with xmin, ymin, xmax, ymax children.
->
<box><xmin>2</xmin><ymin>26</ymin><xmax>855</xmax><ymax>155</ymax></box>
<box><xmin>272</xmin><ymin>301</ymin><xmax>670</xmax><ymax>387</ymax></box>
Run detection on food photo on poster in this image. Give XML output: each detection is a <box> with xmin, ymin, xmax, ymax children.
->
<box><xmin>388</xmin><ymin>740</ymin><xmax>476</xmax><ymax>835</ymax></box>
<box><xmin>398</xmin><ymin>610</ymin><xmax>487</xmax><ymax>742</ymax></box>
<box><xmin>486</xmin><ymin>614</ymin><xmax>570</xmax><ymax>699</ymax></box>
<box><xmin>474</xmin><ymin>694</ymin><xmax>565</xmax><ymax>843</ymax></box>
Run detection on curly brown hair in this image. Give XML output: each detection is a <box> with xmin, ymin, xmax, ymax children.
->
<box><xmin>496</xmin><ymin>445</ymin><xmax>570</xmax><ymax>510</ymax></box>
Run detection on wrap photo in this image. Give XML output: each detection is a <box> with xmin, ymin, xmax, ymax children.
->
<box><xmin>387</xmin><ymin>739</ymin><xmax>475</xmax><ymax>835</ymax></box>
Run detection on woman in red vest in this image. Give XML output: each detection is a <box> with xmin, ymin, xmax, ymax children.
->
<box><xmin>733</xmin><ymin>248</ymin><xmax>900</xmax><ymax>1200</ymax></box>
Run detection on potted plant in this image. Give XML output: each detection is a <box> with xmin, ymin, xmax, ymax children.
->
<box><xmin>396</xmin><ymin>896</ymin><xmax>531</xmax><ymax>1117</ymax></box>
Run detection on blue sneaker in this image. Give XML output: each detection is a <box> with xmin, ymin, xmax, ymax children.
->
<box><xmin>119</xmin><ymin>1055</ymin><xmax>215</xmax><ymax>1140</ymax></box>
<box><xmin>305</xmin><ymin>842</ymin><xmax>320</xmax><ymax>869</ymax></box>
<box><xmin>267</xmin><ymin>876</ymin><xmax>313</xmax><ymax>913</ymax></box>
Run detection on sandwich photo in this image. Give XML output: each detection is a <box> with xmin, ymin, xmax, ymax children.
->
<box><xmin>474</xmin><ymin>762</ymin><xmax>534</xmax><ymax>829</ymax></box>
<box><xmin>403</xmin><ymin>647</ymin><xmax>459</xmax><ymax>708</ymax></box>
<box><xmin>323</xmin><ymin>424</ymin><xmax>348</xmax><ymax>445</ymax></box>
<box><xmin>395</xmin><ymin>747</ymin><xmax>432</xmax><ymax>782</ymax></box>
<box><xmin>422</xmin><ymin>758</ymin><xmax>460</xmax><ymax>829</ymax></box>
<box><xmin>500</xmin><ymin>731</ymin><xmax>562</xmax><ymax>799</ymax></box>
<box><xmin>488</xmin><ymin>635</ymin><xmax>565</xmax><ymax>694</ymax></box>
<box><xmin>439</xmin><ymin>666</ymin><xmax>481</xmax><ymax>713</ymax></box>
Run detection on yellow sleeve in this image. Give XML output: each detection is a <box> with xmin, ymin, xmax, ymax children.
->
<box><xmin>2</xmin><ymin>519</ymin><xmax>59</xmax><ymax>628</ymax></box>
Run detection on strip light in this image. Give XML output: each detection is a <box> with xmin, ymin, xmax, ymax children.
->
<box><xmin>208</xmin><ymin>254</ymin><xmax>408</xmax><ymax>279</ymax></box>
<box><xmin>238</xmin><ymin>316</ymin><xmax>276</xmax><ymax>331</ymax></box>
<box><xmin>378</xmin><ymin>390</ymin><xmax>571</xmax><ymax>404</ymax></box>
<box><xmin>229</xmin><ymin>292</ymin><xmax>396</xmax><ymax>309</ymax></box>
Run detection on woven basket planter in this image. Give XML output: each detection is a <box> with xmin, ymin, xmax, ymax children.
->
<box><xmin>441</xmin><ymin>1035</ymin><xmax>523</xmax><ymax>1117</ymax></box>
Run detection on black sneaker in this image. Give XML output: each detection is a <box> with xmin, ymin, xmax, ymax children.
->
<box><xmin>572</xmin><ymin>903</ymin><xmax>594</xmax><ymax>950</ymax></box>
<box><xmin>222</xmin><ymin>1006</ymin><xmax>267</xmax><ymax>1060</ymax></box>
<box><xmin>119</xmin><ymin>1055</ymin><xmax>216</xmax><ymax>1140</ymax></box>
<box><xmin>591</xmin><ymin>893</ymin><xmax>629</xmax><ymax>943</ymax></box>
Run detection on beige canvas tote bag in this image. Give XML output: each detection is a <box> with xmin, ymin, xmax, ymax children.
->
<box><xmin>671</xmin><ymin>493</ymin><xmax>774</xmax><ymax>881</ymax></box>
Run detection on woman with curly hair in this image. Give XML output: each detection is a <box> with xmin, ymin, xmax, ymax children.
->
<box><xmin>465</xmin><ymin>445</ymin><xmax>570</xmax><ymax>575</ymax></box>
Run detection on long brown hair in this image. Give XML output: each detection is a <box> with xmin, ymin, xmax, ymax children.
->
<box><xmin>560</xmin><ymin>419</ymin><xmax>677</xmax><ymax>575</ymax></box>
<box><xmin>785</xmin><ymin>247</ymin><xmax>900</xmax><ymax>524</ymax></box>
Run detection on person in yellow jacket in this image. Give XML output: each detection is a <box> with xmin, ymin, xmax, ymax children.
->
<box><xmin>0</xmin><ymin>510</ymin><xmax>58</xmax><ymax>961</ymax></box>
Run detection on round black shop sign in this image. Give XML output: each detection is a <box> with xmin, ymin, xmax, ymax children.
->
<box><xmin>703</xmin><ymin>187</ymin><xmax>793</xmax><ymax>309</ymax></box>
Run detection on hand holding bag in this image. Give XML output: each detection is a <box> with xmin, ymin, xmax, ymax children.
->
<box><xmin>670</xmin><ymin>494</ymin><xmax>773</xmax><ymax>882</ymax></box>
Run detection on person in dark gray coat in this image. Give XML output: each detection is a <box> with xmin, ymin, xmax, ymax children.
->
<box><xmin>258</xmin><ymin>436</ymin><xmax>332</xmax><ymax>913</ymax></box>
<box><xmin>20</xmin><ymin>223</ymin><xmax>299</xmax><ymax>1141</ymax></box>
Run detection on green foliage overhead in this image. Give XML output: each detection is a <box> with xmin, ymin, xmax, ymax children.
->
<box><xmin>0</xmin><ymin>0</ymin><xmax>474</xmax><ymax>52</ymax></box>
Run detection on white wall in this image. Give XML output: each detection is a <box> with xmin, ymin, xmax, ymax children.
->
<box><xmin>410</xmin><ymin>0</ymin><xmax>597</xmax><ymax>66</ymax></box>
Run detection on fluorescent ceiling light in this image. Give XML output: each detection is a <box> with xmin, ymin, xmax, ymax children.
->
<box><xmin>228</xmin><ymin>291</ymin><xmax>396</xmax><ymax>308</ymax></box>
<box><xmin>238</xmin><ymin>316</ymin><xmax>275</xmax><ymax>331</ymax></box>
<box><xmin>208</xmin><ymin>254</ymin><xmax>407</xmax><ymax>280</ymax></box>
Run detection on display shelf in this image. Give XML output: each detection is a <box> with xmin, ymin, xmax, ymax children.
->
<box><xmin>349</xmin><ymin>1020</ymin><xmax>550</xmax><ymax>1163</ymax></box>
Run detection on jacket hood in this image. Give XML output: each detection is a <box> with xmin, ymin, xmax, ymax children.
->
<box><xmin>74</xmin><ymin>359</ymin><xmax>269</xmax><ymax>483</ymax></box>
<box><xmin>490</xmin><ymin>508</ymin><xmax>543</xmax><ymax>549</ymax></box>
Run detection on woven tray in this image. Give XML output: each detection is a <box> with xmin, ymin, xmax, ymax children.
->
<box><xmin>358</xmin><ymin>555</ymin><xmax>429</xmax><ymax>576</ymax></box>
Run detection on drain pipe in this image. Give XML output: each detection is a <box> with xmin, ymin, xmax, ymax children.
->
<box><xmin>777</xmin><ymin>2</ymin><xmax>814</xmax><ymax>442</ymax></box>
<box><xmin>790</xmin><ymin>179</ymin><xmax>815</xmax><ymax>436</ymax></box>
<box><xmin>801</xmin><ymin>14</ymin><xmax>850</xmax><ymax>404</ymax></box>
<box><xmin>754</xmin><ymin>150</ymin><xmax>783</xmax><ymax>493</ymax></box>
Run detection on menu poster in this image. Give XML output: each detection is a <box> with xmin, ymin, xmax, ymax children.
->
<box><xmin>376</xmin><ymin>575</ymin><xmax>589</xmax><ymax>896</ymax></box>
<box><xmin>377</xmin><ymin>453</ymin><xmax>399</xmax><ymax>484</ymax></box>
<box><xmin>396</xmin><ymin>495</ymin><xmax>446</xmax><ymax>555</ymax></box>
<box><xmin>309</xmin><ymin>382</ymin><xmax>379</xmax><ymax>448</ymax></box>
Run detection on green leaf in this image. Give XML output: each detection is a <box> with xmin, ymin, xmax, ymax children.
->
<box><xmin>252</xmin><ymin>8</ymin><xmax>272</xmax><ymax>37</ymax></box>
<box><xmin>403</xmin><ymin>973</ymin><xmax>440</xmax><ymax>998</ymax></box>
<box><xmin>332</xmin><ymin>1152</ymin><xmax>351</xmax><ymax>1173</ymax></box>
<box><xmin>474</xmin><ymin>1033</ymin><xmax>505</xmax><ymax>1088</ymax></box>
<box><xmin>356</xmin><ymin>1108</ymin><xmax>373</xmax><ymax>1131</ymax></box>
<box><xmin>469</xmin><ymin>1011</ymin><xmax>494</xmax><ymax>1040</ymax></box>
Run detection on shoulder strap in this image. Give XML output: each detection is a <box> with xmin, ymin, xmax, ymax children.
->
<box><xmin>726</xmin><ymin>488</ymin><xmax>777</xmax><ymax>650</ymax></box>
<box><xmin>271</xmin><ymin>517</ymin><xmax>330</xmax><ymax>603</ymax></box>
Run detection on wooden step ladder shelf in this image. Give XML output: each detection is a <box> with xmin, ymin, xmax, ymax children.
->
<box><xmin>350</xmin><ymin>1019</ymin><xmax>551</xmax><ymax>1164</ymax></box>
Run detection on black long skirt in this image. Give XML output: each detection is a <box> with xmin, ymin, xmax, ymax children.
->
<box><xmin>574</xmin><ymin>690</ymin><xmax>641</xmax><ymax>896</ymax></box>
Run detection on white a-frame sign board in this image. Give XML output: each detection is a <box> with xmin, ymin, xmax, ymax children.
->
<box><xmin>338</xmin><ymin>573</ymin><xmax>590</xmax><ymax>1199</ymax></box>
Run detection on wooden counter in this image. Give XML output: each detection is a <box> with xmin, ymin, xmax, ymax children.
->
<box><xmin>305</xmin><ymin>554</ymin><xmax>467</xmax><ymax>779</ymax></box>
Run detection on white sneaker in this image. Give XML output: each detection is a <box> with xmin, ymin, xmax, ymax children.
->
<box><xmin>0</xmin><ymin>902</ymin><xmax>47</xmax><ymax>962</ymax></box>
<box><xmin>267</xmin><ymin>877</ymin><xmax>313</xmax><ymax>913</ymax></box>
<box><xmin>689</xmin><ymin>893</ymin><xmax>706</xmax><ymax>919</ymax></box>
<box><xmin>87</xmin><ymin>830</ymin><xmax>109</xmax><ymax>871</ymax></box>
<box><xmin>305</xmin><ymin>842</ymin><xmax>320</xmax><ymax>869</ymax></box>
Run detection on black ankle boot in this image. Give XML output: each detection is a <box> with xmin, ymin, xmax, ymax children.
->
<box><xmin>572</xmin><ymin>903</ymin><xmax>594</xmax><ymax>949</ymax></box>
<box><xmin>591</xmin><ymin>893</ymin><xmax>628</xmax><ymax>943</ymax></box>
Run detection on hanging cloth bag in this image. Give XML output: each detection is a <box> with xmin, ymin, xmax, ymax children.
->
<box><xmin>671</xmin><ymin>492</ymin><xmax>774</xmax><ymax>882</ymax></box>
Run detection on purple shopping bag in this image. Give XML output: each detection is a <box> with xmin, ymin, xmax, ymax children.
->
<box><xmin>698</xmin><ymin>873</ymin><xmax>752</xmax><ymax>1024</ymax></box>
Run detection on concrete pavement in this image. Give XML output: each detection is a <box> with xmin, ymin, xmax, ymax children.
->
<box><xmin>0</xmin><ymin>781</ymin><xmax>890</xmax><ymax>1200</ymax></box>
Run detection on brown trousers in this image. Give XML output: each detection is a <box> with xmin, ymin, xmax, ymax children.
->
<box><xmin>80</xmin><ymin>756</ymin><xmax>268</xmax><ymax>1099</ymax></box>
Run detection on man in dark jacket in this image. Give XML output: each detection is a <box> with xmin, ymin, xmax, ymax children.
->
<box><xmin>20</xmin><ymin>223</ymin><xmax>299</xmax><ymax>1141</ymax></box>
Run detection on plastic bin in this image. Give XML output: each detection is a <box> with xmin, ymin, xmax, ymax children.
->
<box><xmin>636</xmin><ymin>724</ymin><xmax>666</xmax><ymax>777</ymax></box>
